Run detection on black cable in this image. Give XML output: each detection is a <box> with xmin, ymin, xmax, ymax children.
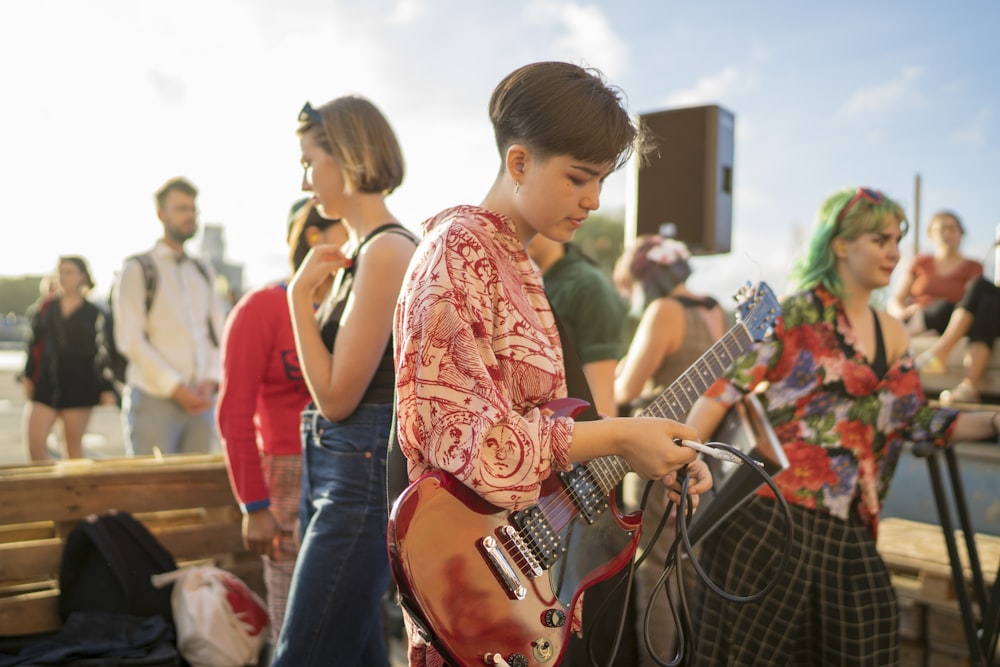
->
<box><xmin>578</xmin><ymin>440</ymin><xmax>794</xmax><ymax>667</ymax></box>
<box><xmin>637</xmin><ymin>441</ymin><xmax>794</xmax><ymax>667</ymax></box>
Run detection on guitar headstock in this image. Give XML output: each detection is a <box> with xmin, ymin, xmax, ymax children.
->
<box><xmin>733</xmin><ymin>282</ymin><xmax>780</xmax><ymax>343</ymax></box>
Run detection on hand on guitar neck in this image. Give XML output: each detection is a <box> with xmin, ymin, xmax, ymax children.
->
<box><xmin>566</xmin><ymin>413</ymin><xmax>706</xmax><ymax>481</ymax></box>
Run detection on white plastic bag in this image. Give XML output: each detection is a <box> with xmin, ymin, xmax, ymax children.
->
<box><xmin>152</xmin><ymin>565</ymin><xmax>269</xmax><ymax>667</ymax></box>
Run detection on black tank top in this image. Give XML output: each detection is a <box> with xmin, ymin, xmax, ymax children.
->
<box><xmin>317</xmin><ymin>223</ymin><xmax>418</xmax><ymax>405</ymax></box>
<box><xmin>833</xmin><ymin>304</ymin><xmax>887</xmax><ymax>378</ymax></box>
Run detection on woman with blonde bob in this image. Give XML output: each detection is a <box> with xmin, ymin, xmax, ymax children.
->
<box><xmin>271</xmin><ymin>95</ymin><xmax>417</xmax><ymax>666</ymax></box>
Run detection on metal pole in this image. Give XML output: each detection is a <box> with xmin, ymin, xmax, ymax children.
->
<box><xmin>913</xmin><ymin>173</ymin><xmax>921</xmax><ymax>256</ymax></box>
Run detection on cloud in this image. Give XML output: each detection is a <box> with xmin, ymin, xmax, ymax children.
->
<box><xmin>950</xmin><ymin>107</ymin><xmax>992</xmax><ymax>146</ymax></box>
<box><xmin>735</xmin><ymin>183</ymin><xmax>769</xmax><ymax>210</ymax></box>
<box><xmin>664</xmin><ymin>66</ymin><xmax>742</xmax><ymax>107</ymax></box>
<box><xmin>840</xmin><ymin>66</ymin><xmax>924</xmax><ymax>118</ymax></box>
<box><xmin>388</xmin><ymin>0</ymin><xmax>425</xmax><ymax>24</ymax></box>
<box><xmin>146</xmin><ymin>70</ymin><xmax>187</xmax><ymax>105</ymax></box>
<box><xmin>523</xmin><ymin>2</ymin><xmax>628</xmax><ymax>76</ymax></box>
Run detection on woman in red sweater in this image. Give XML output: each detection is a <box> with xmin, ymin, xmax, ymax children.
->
<box><xmin>216</xmin><ymin>200</ymin><xmax>347</xmax><ymax>640</ymax></box>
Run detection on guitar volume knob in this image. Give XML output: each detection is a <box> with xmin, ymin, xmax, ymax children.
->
<box><xmin>507</xmin><ymin>654</ymin><xmax>529</xmax><ymax>667</ymax></box>
<box><xmin>542</xmin><ymin>609</ymin><xmax>566</xmax><ymax>627</ymax></box>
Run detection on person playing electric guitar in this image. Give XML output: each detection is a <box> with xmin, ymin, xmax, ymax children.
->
<box><xmin>392</xmin><ymin>61</ymin><xmax>713</xmax><ymax>667</ymax></box>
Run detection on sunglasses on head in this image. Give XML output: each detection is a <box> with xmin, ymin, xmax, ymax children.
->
<box><xmin>299</xmin><ymin>101</ymin><xmax>322</xmax><ymax>124</ymax></box>
<box><xmin>836</xmin><ymin>187</ymin><xmax>884</xmax><ymax>225</ymax></box>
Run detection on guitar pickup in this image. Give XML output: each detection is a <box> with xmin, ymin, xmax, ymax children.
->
<box><xmin>510</xmin><ymin>507</ymin><xmax>562</xmax><ymax>568</ymax></box>
<box><xmin>560</xmin><ymin>465</ymin><xmax>608</xmax><ymax>524</ymax></box>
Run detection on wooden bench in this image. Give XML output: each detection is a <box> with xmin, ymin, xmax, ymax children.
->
<box><xmin>912</xmin><ymin>335</ymin><xmax>1000</xmax><ymax>403</ymax></box>
<box><xmin>0</xmin><ymin>453</ymin><xmax>263</xmax><ymax>639</ymax></box>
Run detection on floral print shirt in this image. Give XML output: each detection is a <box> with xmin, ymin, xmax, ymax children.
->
<box><xmin>705</xmin><ymin>285</ymin><xmax>959</xmax><ymax>537</ymax></box>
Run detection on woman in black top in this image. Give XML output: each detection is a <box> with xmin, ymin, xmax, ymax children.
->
<box><xmin>22</xmin><ymin>256</ymin><xmax>116</xmax><ymax>461</ymax></box>
<box><xmin>271</xmin><ymin>95</ymin><xmax>417</xmax><ymax>667</ymax></box>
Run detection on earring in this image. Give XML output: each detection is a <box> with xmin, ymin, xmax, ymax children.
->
<box><xmin>307</xmin><ymin>229</ymin><xmax>321</xmax><ymax>246</ymax></box>
<box><xmin>514</xmin><ymin>181</ymin><xmax>520</xmax><ymax>195</ymax></box>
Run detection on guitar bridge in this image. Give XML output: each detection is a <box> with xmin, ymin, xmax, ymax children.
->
<box><xmin>497</xmin><ymin>524</ymin><xmax>543</xmax><ymax>577</ymax></box>
<box><xmin>478</xmin><ymin>535</ymin><xmax>527</xmax><ymax>600</ymax></box>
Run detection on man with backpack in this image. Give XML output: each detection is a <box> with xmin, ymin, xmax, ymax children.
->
<box><xmin>112</xmin><ymin>176</ymin><xmax>226</xmax><ymax>456</ymax></box>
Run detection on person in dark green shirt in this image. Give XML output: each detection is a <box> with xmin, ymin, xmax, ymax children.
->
<box><xmin>528</xmin><ymin>235</ymin><xmax>627</xmax><ymax>417</ymax></box>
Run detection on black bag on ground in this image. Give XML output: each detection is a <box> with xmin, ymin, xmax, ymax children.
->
<box><xmin>0</xmin><ymin>612</ymin><xmax>180</xmax><ymax>666</ymax></box>
<box><xmin>58</xmin><ymin>511</ymin><xmax>177</xmax><ymax>624</ymax></box>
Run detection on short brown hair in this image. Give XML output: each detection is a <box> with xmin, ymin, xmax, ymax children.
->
<box><xmin>488</xmin><ymin>61</ymin><xmax>651</xmax><ymax>171</ymax></box>
<box><xmin>297</xmin><ymin>96</ymin><xmax>404</xmax><ymax>195</ymax></box>
<box><xmin>154</xmin><ymin>176</ymin><xmax>198</xmax><ymax>210</ymax></box>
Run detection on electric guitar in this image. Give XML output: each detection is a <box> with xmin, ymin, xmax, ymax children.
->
<box><xmin>387</xmin><ymin>282</ymin><xmax>780</xmax><ymax>667</ymax></box>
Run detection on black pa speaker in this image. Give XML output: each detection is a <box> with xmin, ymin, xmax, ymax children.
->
<box><xmin>630</xmin><ymin>104</ymin><xmax>735</xmax><ymax>256</ymax></box>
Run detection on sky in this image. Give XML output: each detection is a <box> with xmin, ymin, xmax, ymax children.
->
<box><xmin>2</xmin><ymin>0</ymin><xmax>999</xmax><ymax>304</ymax></box>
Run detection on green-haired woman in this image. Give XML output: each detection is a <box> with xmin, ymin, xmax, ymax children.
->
<box><xmin>686</xmin><ymin>187</ymin><xmax>1000</xmax><ymax>666</ymax></box>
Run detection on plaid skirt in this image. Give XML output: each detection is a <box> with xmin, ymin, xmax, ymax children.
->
<box><xmin>691</xmin><ymin>496</ymin><xmax>899</xmax><ymax>667</ymax></box>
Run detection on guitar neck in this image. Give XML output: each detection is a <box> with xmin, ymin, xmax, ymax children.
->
<box><xmin>584</xmin><ymin>320</ymin><xmax>753</xmax><ymax>496</ymax></box>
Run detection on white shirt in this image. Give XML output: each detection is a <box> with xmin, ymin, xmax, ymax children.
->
<box><xmin>113</xmin><ymin>240</ymin><xmax>225</xmax><ymax>398</ymax></box>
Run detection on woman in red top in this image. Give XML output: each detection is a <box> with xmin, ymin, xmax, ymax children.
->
<box><xmin>888</xmin><ymin>210</ymin><xmax>981</xmax><ymax>337</ymax></box>
<box><xmin>216</xmin><ymin>200</ymin><xmax>347</xmax><ymax>639</ymax></box>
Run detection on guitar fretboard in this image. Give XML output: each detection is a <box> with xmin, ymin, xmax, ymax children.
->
<box><xmin>582</xmin><ymin>321</ymin><xmax>754</xmax><ymax>498</ymax></box>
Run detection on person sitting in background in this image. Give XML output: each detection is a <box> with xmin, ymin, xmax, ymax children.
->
<box><xmin>612</xmin><ymin>234</ymin><xmax>726</xmax><ymax>666</ymax></box>
<box><xmin>916</xmin><ymin>276</ymin><xmax>1000</xmax><ymax>404</ymax></box>
<box><xmin>217</xmin><ymin>199</ymin><xmax>348</xmax><ymax>641</ymax></box>
<box><xmin>22</xmin><ymin>256</ymin><xmax>117</xmax><ymax>461</ymax></box>
<box><xmin>888</xmin><ymin>210</ymin><xmax>981</xmax><ymax>340</ymax></box>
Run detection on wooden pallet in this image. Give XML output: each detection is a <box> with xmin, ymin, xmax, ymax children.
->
<box><xmin>878</xmin><ymin>518</ymin><xmax>1000</xmax><ymax>666</ymax></box>
<box><xmin>0</xmin><ymin>454</ymin><xmax>263</xmax><ymax>638</ymax></box>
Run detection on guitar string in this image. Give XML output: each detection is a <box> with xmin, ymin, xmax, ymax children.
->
<box><xmin>530</xmin><ymin>322</ymin><xmax>755</xmax><ymax>557</ymax></box>
<box><xmin>535</xmin><ymin>290</ymin><xmax>779</xmax><ymax>576</ymax></box>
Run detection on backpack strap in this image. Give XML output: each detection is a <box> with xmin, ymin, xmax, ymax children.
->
<box><xmin>189</xmin><ymin>258</ymin><xmax>220</xmax><ymax>347</ymax></box>
<box><xmin>130</xmin><ymin>252</ymin><xmax>219</xmax><ymax>347</ymax></box>
<box><xmin>126</xmin><ymin>253</ymin><xmax>158</xmax><ymax>313</ymax></box>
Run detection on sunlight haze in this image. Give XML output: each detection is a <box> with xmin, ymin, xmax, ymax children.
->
<box><xmin>2</xmin><ymin>1</ymin><xmax>998</xmax><ymax>304</ymax></box>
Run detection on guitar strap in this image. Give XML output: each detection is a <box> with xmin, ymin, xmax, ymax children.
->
<box><xmin>551</xmin><ymin>308</ymin><xmax>601</xmax><ymax>423</ymax></box>
<box><xmin>385</xmin><ymin>307</ymin><xmax>601</xmax><ymax>509</ymax></box>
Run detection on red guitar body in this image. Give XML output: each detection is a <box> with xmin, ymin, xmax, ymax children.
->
<box><xmin>389</xmin><ymin>468</ymin><xmax>641</xmax><ymax>666</ymax></box>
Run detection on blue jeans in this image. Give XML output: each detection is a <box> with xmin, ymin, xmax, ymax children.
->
<box><xmin>271</xmin><ymin>404</ymin><xmax>392</xmax><ymax>667</ymax></box>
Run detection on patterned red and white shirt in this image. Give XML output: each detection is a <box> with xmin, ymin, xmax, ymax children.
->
<box><xmin>394</xmin><ymin>205</ymin><xmax>575</xmax><ymax>509</ymax></box>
